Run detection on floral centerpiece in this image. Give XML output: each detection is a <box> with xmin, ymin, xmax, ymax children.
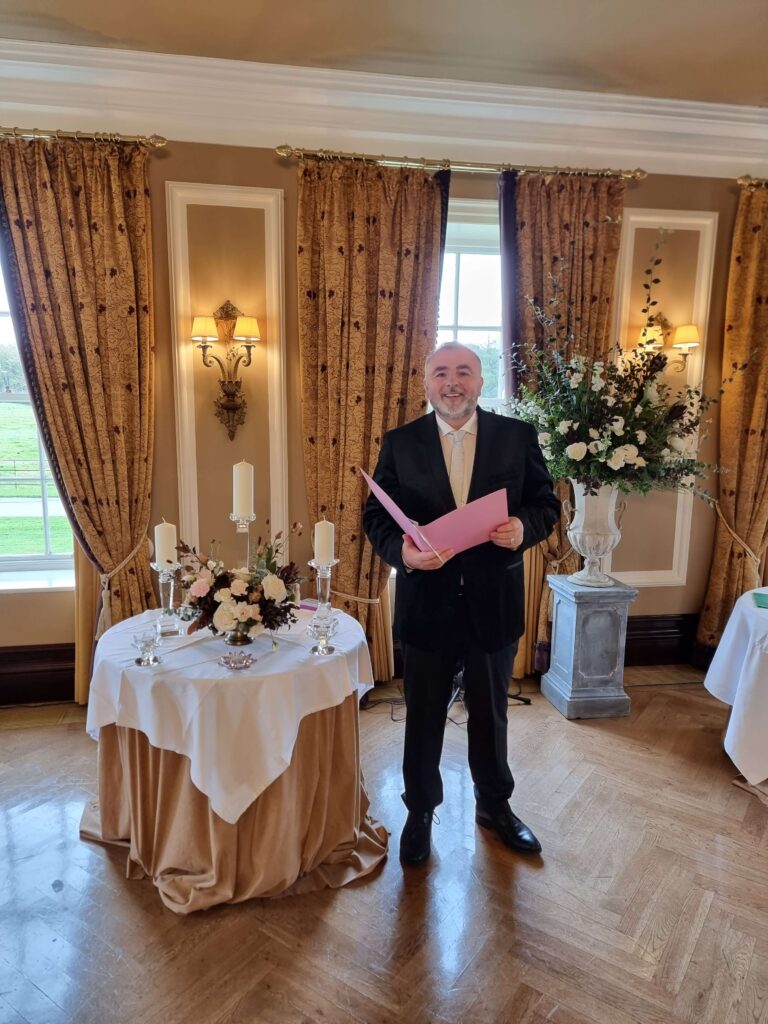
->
<box><xmin>178</xmin><ymin>524</ymin><xmax>303</xmax><ymax>645</ymax></box>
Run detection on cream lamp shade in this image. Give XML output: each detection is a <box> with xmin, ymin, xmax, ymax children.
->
<box><xmin>637</xmin><ymin>325</ymin><xmax>664</xmax><ymax>350</ymax></box>
<box><xmin>233</xmin><ymin>316</ymin><xmax>261</xmax><ymax>341</ymax></box>
<box><xmin>191</xmin><ymin>316</ymin><xmax>218</xmax><ymax>340</ymax></box>
<box><xmin>672</xmin><ymin>324</ymin><xmax>701</xmax><ymax>351</ymax></box>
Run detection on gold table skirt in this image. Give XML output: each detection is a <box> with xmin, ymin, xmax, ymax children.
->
<box><xmin>80</xmin><ymin>693</ymin><xmax>388</xmax><ymax>913</ymax></box>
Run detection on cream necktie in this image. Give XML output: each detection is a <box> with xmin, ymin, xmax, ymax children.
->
<box><xmin>449</xmin><ymin>429</ymin><xmax>466</xmax><ymax>507</ymax></box>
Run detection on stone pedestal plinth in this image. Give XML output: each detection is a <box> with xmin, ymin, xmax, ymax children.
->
<box><xmin>541</xmin><ymin>574</ymin><xmax>638</xmax><ymax>720</ymax></box>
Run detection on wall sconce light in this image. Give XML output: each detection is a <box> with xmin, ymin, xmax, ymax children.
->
<box><xmin>670</xmin><ymin>324</ymin><xmax>701</xmax><ymax>370</ymax></box>
<box><xmin>192</xmin><ymin>300</ymin><xmax>260</xmax><ymax>441</ymax></box>
<box><xmin>636</xmin><ymin>325</ymin><xmax>665</xmax><ymax>351</ymax></box>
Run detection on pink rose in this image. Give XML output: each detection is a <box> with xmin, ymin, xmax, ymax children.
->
<box><xmin>190</xmin><ymin>579</ymin><xmax>210</xmax><ymax>598</ymax></box>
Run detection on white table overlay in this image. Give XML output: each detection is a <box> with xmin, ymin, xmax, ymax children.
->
<box><xmin>704</xmin><ymin>586</ymin><xmax>768</xmax><ymax>786</ymax></box>
<box><xmin>86</xmin><ymin>609</ymin><xmax>373</xmax><ymax>823</ymax></box>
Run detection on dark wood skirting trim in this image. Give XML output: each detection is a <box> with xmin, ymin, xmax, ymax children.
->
<box><xmin>385</xmin><ymin>613</ymin><xmax>700</xmax><ymax>681</ymax></box>
<box><xmin>624</xmin><ymin>614</ymin><xmax>698</xmax><ymax>666</ymax></box>
<box><xmin>0</xmin><ymin>644</ymin><xmax>75</xmax><ymax>704</ymax></box>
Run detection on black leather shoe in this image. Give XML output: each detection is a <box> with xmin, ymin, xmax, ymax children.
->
<box><xmin>399</xmin><ymin>809</ymin><xmax>434</xmax><ymax>865</ymax></box>
<box><xmin>475</xmin><ymin>803</ymin><xmax>542</xmax><ymax>854</ymax></box>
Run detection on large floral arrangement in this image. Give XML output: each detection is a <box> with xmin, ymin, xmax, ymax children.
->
<box><xmin>178</xmin><ymin>524</ymin><xmax>303</xmax><ymax>638</ymax></box>
<box><xmin>508</xmin><ymin>346</ymin><xmax>711</xmax><ymax>495</ymax></box>
<box><xmin>507</xmin><ymin>249</ymin><xmax>741</xmax><ymax>496</ymax></box>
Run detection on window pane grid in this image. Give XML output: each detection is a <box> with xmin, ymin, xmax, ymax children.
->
<box><xmin>0</xmin><ymin>270</ymin><xmax>73</xmax><ymax>569</ymax></box>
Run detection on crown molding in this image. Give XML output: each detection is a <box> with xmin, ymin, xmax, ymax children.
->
<box><xmin>0</xmin><ymin>38</ymin><xmax>766</xmax><ymax>178</ymax></box>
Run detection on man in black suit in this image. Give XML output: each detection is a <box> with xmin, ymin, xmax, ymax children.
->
<box><xmin>363</xmin><ymin>343</ymin><xmax>560</xmax><ymax>865</ymax></box>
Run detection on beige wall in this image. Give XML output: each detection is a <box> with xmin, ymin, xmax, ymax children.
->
<box><xmin>0</xmin><ymin>153</ymin><xmax>740</xmax><ymax>648</ymax></box>
<box><xmin>186</xmin><ymin>205</ymin><xmax>272</xmax><ymax>570</ymax></box>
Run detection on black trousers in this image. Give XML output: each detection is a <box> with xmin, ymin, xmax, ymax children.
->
<box><xmin>401</xmin><ymin>606</ymin><xmax>519</xmax><ymax>812</ymax></box>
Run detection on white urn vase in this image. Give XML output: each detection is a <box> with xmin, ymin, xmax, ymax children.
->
<box><xmin>563</xmin><ymin>479</ymin><xmax>626</xmax><ymax>588</ymax></box>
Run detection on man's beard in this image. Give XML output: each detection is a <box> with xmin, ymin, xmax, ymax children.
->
<box><xmin>432</xmin><ymin>393</ymin><xmax>477</xmax><ymax>421</ymax></box>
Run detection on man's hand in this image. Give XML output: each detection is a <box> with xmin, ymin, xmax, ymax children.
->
<box><xmin>401</xmin><ymin>534</ymin><xmax>454</xmax><ymax>571</ymax></box>
<box><xmin>490</xmin><ymin>516</ymin><xmax>524</xmax><ymax>551</ymax></box>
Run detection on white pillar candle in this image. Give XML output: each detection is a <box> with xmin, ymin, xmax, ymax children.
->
<box><xmin>314</xmin><ymin>520</ymin><xmax>335</xmax><ymax>563</ymax></box>
<box><xmin>154</xmin><ymin>519</ymin><xmax>177</xmax><ymax>567</ymax></box>
<box><xmin>233</xmin><ymin>461</ymin><xmax>254</xmax><ymax>518</ymax></box>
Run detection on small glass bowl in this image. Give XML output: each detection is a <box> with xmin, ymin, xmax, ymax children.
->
<box><xmin>218</xmin><ymin>651</ymin><xmax>255</xmax><ymax>671</ymax></box>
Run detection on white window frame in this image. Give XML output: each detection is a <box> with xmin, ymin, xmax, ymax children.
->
<box><xmin>0</xmin><ymin>306</ymin><xmax>74</xmax><ymax>576</ymax></box>
<box><xmin>438</xmin><ymin>198</ymin><xmax>504</xmax><ymax>412</ymax></box>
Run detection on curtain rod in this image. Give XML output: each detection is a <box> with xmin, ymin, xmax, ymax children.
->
<box><xmin>738</xmin><ymin>175</ymin><xmax>768</xmax><ymax>190</ymax></box>
<box><xmin>276</xmin><ymin>143</ymin><xmax>646</xmax><ymax>181</ymax></box>
<box><xmin>0</xmin><ymin>126</ymin><xmax>167</xmax><ymax>148</ymax></box>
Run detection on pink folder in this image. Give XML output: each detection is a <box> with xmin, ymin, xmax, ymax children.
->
<box><xmin>361</xmin><ymin>470</ymin><xmax>508</xmax><ymax>556</ymax></box>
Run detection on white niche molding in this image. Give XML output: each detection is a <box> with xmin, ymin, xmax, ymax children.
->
<box><xmin>603</xmin><ymin>207</ymin><xmax>718</xmax><ymax>588</ymax></box>
<box><xmin>166</xmin><ymin>182</ymin><xmax>288</xmax><ymax>553</ymax></box>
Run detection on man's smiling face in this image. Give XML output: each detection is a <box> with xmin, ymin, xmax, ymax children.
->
<box><xmin>424</xmin><ymin>345</ymin><xmax>484</xmax><ymax>427</ymax></box>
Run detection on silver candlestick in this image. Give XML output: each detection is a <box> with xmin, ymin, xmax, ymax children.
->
<box><xmin>151</xmin><ymin>561</ymin><xmax>181</xmax><ymax>638</ymax></box>
<box><xmin>307</xmin><ymin>557</ymin><xmax>339</xmax><ymax>655</ymax></box>
<box><xmin>229</xmin><ymin>512</ymin><xmax>257</xmax><ymax>565</ymax></box>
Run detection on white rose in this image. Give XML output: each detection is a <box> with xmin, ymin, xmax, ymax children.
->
<box><xmin>212</xmin><ymin>603</ymin><xmax>237</xmax><ymax>633</ymax></box>
<box><xmin>232</xmin><ymin>567</ymin><xmax>251</xmax><ymax>582</ymax></box>
<box><xmin>234</xmin><ymin>601</ymin><xmax>253</xmax><ymax>622</ymax></box>
<box><xmin>261</xmin><ymin>573</ymin><xmax>288</xmax><ymax>603</ymax></box>
<box><xmin>636</xmin><ymin>430</ymin><xmax>647</xmax><ymax>445</ymax></box>
<box><xmin>607</xmin><ymin>450</ymin><xmax>626</xmax><ymax>471</ymax></box>
<box><xmin>537</xmin><ymin>432</ymin><xmax>552</xmax><ymax>446</ymax></box>
<box><xmin>635</xmin><ymin>456</ymin><xmax>647</xmax><ymax>467</ymax></box>
<box><xmin>621</xmin><ymin>444</ymin><xmax>639</xmax><ymax>464</ymax></box>
<box><xmin>569</xmin><ymin>373</ymin><xmax>584</xmax><ymax>389</ymax></box>
<box><xmin>557</xmin><ymin>420</ymin><xmax>572</xmax><ymax>435</ymax></box>
<box><xmin>214</xmin><ymin>587</ymin><xmax>231</xmax><ymax>603</ymax></box>
<box><xmin>610</xmin><ymin>416</ymin><xmax>625</xmax><ymax>436</ymax></box>
<box><xmin>565</xmin><ymin>442</ymin><xmax>588</xmax><ymax>462</ymax></box>
<box><xmin>588</xmin><ymin>441</ymin><xmax>601</xmax><ymax>454</ymax></box>
<box><xmin>589</xmin><ymin>428</ymin><xmax>600</xmax><ymax>439</ymax></box>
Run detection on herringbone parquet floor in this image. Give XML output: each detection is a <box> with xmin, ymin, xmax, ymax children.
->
<box><xmin>1</xmin><ymin>678</ymin><xmax>767</xmax><ymax>1024</ymax></box>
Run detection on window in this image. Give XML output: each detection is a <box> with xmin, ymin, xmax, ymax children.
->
<box><xmin>0</xmin><ymin>267</ymin><xmax>73</xmax><ymax>579</ymax></box>
<box><xmin>437</xmin><ymin>199</ymin><xmax>504</xmax><ymax>411</ymax></box>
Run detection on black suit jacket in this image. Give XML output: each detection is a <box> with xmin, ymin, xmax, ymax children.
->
<box><xmin>363</xmin><ymin>407</ymin><xmax>560</xmax><ymax>652</ymax></box>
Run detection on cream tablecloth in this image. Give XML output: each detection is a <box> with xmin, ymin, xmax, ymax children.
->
<box><xmin>704</xmin><ymin>587</ymin><xmax>768</xmax><ymax>786</ymax></box>
<box><xmin>81</xmin><ymin>610</ymin><xmax>388</xmax><ymax>912</ymax></box>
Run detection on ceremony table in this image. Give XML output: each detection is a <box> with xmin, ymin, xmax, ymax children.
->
<box><xmin>80</xmin><ymin>608</ymin><xmax>388</xmax><ymax>913</ymax></box>
<box><xmin>704</xmin><ymin>587</ymin><xmax>768</xmax><ymax>790</ymax></box>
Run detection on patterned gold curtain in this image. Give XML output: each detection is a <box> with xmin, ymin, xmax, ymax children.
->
<box><xmin>0</xmin><ymin>138</ymin><xmax>156</xmax><ymax>701</ymax></box>
<box><xmin>695</xmin><ymin>184</ymin><xmax>768</xmax><ymax>657</ymax></box>
<box><xmin>513</xmin><ymin>173</ymin><xmax>626</xmax><ymax>674</ymax></box>
<box><xmin>297</xmin><ymin>159</ymin><xmax>448</xmax><ymax>679</ymax></box>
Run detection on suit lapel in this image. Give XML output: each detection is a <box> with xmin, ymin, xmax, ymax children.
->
<box><xmin>467</xmin><ymin>407</ymin><xmax>495</xmax><ymax>502</ymax></box>
<box><xmin>416</xmin><ymin>412</ymin><xmax>455</xmax><ymax>513</ymax></box>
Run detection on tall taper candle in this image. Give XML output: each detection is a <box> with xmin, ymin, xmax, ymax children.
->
<box><xmin>154</xmin><ymin>519</ymin><xmax>177</xmax><ymax>566</ymax></box>
<box><xmin>313</xmin><ymin>520</ymin><xmax>335</xmax><ymax>563</ymax></box>
<box><xmin>233</xmin><ymin>461</ymin><xmax>254</xmax><ymax>518</ymax></box>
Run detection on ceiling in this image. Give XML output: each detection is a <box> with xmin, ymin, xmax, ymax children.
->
<box><xmin>0</xmin><ymin>0</ymin><xmax>766</xmax><ymax>108</ymax></box>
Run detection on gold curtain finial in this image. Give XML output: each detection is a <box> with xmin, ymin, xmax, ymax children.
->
<box><xmin>737</xmin><ymin>175</ymin><xmax>768</xmax><ymax>190</ymax></box>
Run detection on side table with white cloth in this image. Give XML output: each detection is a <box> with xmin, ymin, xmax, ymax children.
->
<box><xmin>704</xmin><ymin>587</ymin><xmax>768</xmax><ymax>800</ymax></box>
<box><xmin>80</xmin><ymin>608</ymin><xmax>388</xmax><ymax>913</ymax></box>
